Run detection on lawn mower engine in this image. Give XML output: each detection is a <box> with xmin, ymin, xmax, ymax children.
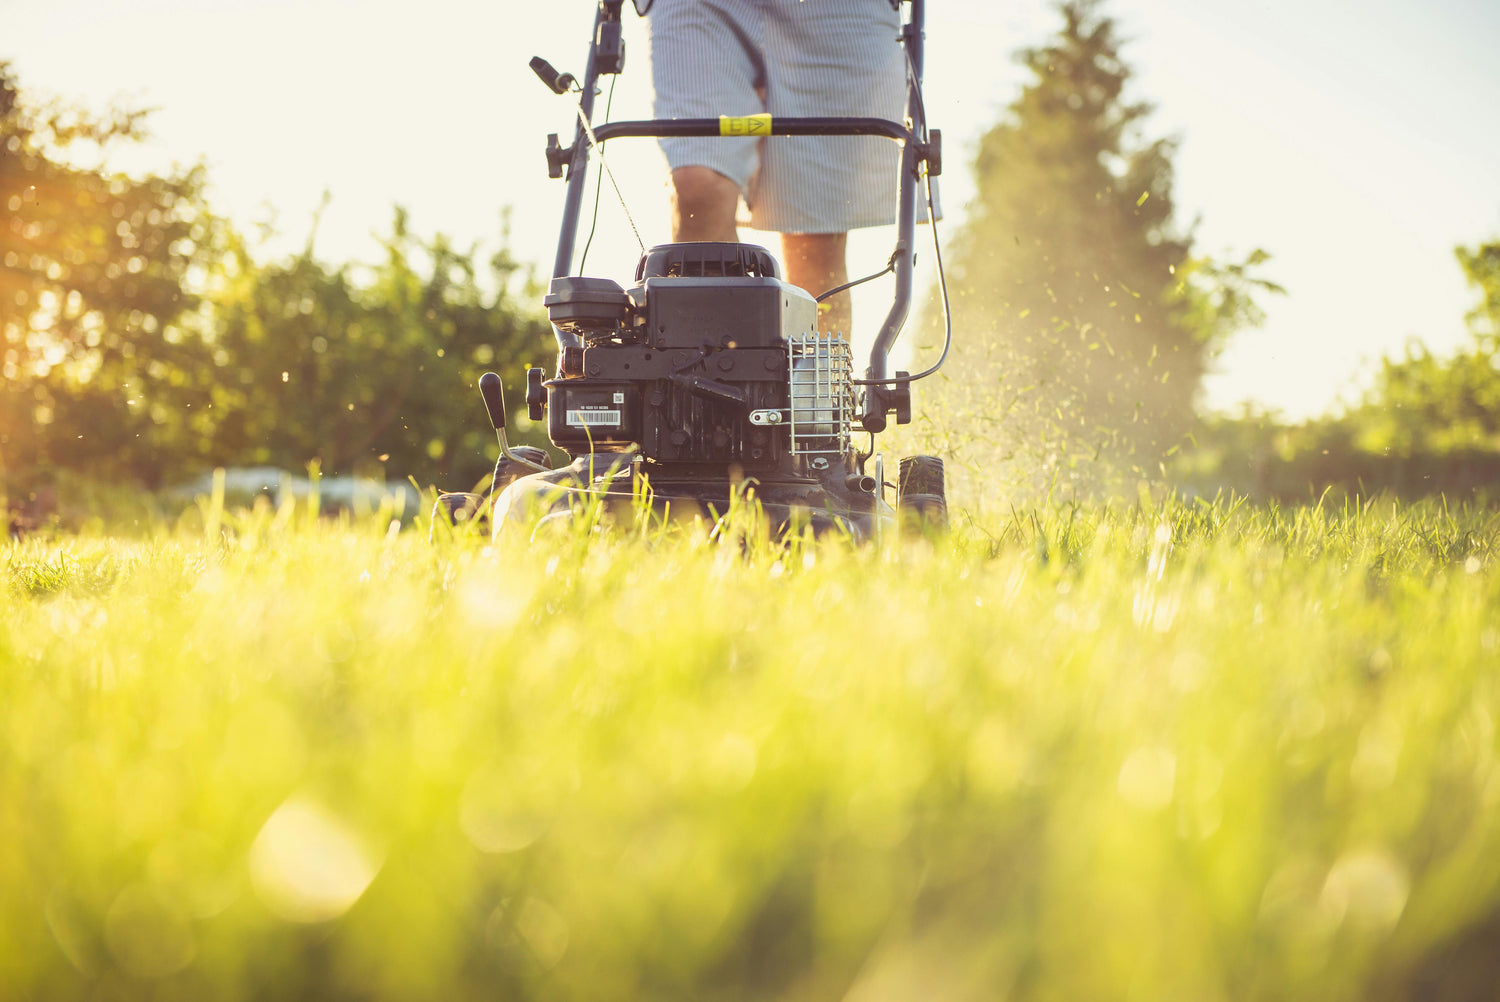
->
<box><xmin>492</xmin><ymin>241</ymin><xmax>883</xmax><ymax>535</ymax></box>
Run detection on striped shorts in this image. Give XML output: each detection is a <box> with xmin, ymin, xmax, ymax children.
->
<box><xmin>646</xmin><ymin>0</ymin><xmax>907</xmax><ymax>234</ymax></box>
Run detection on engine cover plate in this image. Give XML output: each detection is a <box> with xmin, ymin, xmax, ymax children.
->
<box><xmin>547</xmin><ymin>382</ymin><xmax>641</xmax><ymax>450</ymax></box>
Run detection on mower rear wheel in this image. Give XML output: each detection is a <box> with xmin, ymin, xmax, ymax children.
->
<box><xmin>430</xmin><ymin>491</ymin><xmax>486</xmax><ymax>541</ymax></box>
<box><xmin>897</xmin><ymin>455</ymin><xmax>948</xmax><ymax>534</ymax></box>
<box><xmin>493</xmin><ymin>446</ymin><xmax>551</xmax><ymax>494</ymax></box>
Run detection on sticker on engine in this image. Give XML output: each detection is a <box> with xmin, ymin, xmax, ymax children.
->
<box><xmin>720</xmin><ymin>113</ymin><xmax>771</xmax><ymax>137</ymax></box>
<box><xmin>566</xmin><ymin>409</ymin><xmax>622</xmax><ymax>427</ymax></box>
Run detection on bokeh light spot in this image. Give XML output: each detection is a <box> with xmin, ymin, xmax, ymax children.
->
<box><xmin>517</xmin><ymin>897</ymin><xmax>571</xmax><ymax>970</ymax></box>
<box><xmin>249</xmin><ymin>798</ymin><xmax>380</xmax><ymax>923</ymax></box>
<box><xmin>103</xmin><ymin>884</ymin><xmax>196</xmax><ymax>978</ymax></box>
<box><xmin>1117</xmin><ymin>746</ymin><xmax>1176</xmax><ymax>810</ymax></box>
<box><xmin>1320</xmin><ymin>849</ymin><xmax>1409</xmax><ymax>932</ymax></box>
<box><xmin>460</xmin><ymin>765</ymin><xmax>550</xmax><ymax>853</ymax></box>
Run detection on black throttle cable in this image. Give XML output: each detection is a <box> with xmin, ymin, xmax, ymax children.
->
<box><xmin>816</xmin><ymin>254</ymin><xmax>897</xmax><ymax>303</ymax></box>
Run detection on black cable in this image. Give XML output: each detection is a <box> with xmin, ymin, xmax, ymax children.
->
<box><xmin>577</xmin><ymin>74</ymin><xmax>618</xmax><ymax>274</ymax></box>
<box><xmin>886</xmin><ymin>43</ymin><xmax>952</xmax><ymax>384</ymax></box>
<box><xmin>816</xmin><ymin>256</ymin><xmax>895</xmax><ymax>303</ymax></box>
<box><xmin>879</xmin><ymin>169</ymin><xmax>951</xmax><ymax>384</ymax></box>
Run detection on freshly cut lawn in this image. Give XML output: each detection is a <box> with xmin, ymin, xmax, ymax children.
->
<box><xmin>2</xmin><ymin>496</ymin><xmax>1498</xmax><ymax>1001</ymax></box>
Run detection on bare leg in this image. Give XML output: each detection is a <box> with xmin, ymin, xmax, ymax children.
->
<box><xmin>782</xmin><ymin>232</ymin><xmax>850</xmax><ymax>335</ymax></box>
<box><xmin>669</xmin><ymin>166</ymin><xmax>741</xmax><ymax>241</ymax></box>
<box><xmin>670</xmin><ymin>172</ymin><xmax>852</xmax><ymax>334</ymax></box>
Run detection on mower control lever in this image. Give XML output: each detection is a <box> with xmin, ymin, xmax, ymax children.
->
<box><xmin>529</xmin><ymin>56</ymin><xmax>576</xmax><ymax>95</ymax></box>
<box><xmin>479</xmin><ymin>372</ymin><xmax>507</xmax><ymax>430</ymax></box>
<box><xmin>479</xmin><ymin>372</ymin><xmax>551</xmax><ymax>476</ymax></box>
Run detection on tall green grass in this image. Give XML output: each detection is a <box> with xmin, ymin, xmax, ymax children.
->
<box><xmin>2</xmin><ymin>495</ymin><xmax>1498</xmax><ymax>1000</ymax></box>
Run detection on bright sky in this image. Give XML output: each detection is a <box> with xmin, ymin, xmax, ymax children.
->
<box><xmin>7</xmin><ymin>0</ymin><xmax>1500</xmax><ymax>419</ymax></box>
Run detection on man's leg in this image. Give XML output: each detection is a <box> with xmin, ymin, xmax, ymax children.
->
<box><xmin>782</xmin><ymin>232</ymin><xmax>849</xmax><ymax>335</ymax></box>
<box><xmin>670</xmin><ymin>166</ymin><xmax>741</xmax><ymax>242</ymax></box>
<box><xmin>671</xmin><ymin>172</ymin><xmax>853</xmax><ymax>335</ymax></box>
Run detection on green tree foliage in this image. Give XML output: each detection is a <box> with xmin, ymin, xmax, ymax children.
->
<box><xmin>1343</xmin><ymin>240</ymin><xmax>1500</xmax><ymax>457</ymax></box>
<box><xmin>203</xmin><ymin>209</ymin><xmax>552</xmax><ymax>489</ymax></box>
<box><xmin>1456</xmin><ymin>241</ymin><xmax>1500</xmax><ymax>345</ymax></box>
<box><xmin>1179</xmin><ymin>239</ymin><xmax>1500</xmax><ymax>500</ymax></box>
<box><xmin>920</xmin><ymin>1</ymin><xmax>1276</xmax><ymax>496</ymax></box>
<box><xmin>0</xmin><ymin>62</ymin><xmax>215</xmax><ymax>486</ymax></box>
<box><xmin>0</xmin><ymin>64</ymin><xmax>551</xmax><ymax>494</ymax></box>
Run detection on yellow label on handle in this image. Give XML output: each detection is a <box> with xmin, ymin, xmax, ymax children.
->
<box><xmin>719</xmin><ymin>113</ymin><xmax>772</xmax><ymax>137</ymax></box>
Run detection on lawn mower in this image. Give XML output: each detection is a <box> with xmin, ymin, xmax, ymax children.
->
<box><xmin>435</xmin><ymin>0</ymin><xmax>950</xmax><ymax>542</ymax></box>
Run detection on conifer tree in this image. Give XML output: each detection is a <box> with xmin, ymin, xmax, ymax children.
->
<box><xmin>921</xmin><ymin>1</ymin><xmax>1270</xmax><ymax>495</ymax></box>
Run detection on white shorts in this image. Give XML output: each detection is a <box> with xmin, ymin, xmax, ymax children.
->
<box><xmin>647</xmin><ymin>0</ymin><xmax>907</xmax><ymax>234</ymax></box>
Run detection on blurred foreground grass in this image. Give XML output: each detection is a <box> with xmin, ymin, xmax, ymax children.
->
<box><xmin>3</xmin><ymin>495</ymin><xmax>1499</xmax><ymax>1001</ymax></box>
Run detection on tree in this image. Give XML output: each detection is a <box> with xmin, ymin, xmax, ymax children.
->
<box><xmin>0</xmin><ymin>62</ymin><xmax>218</xmax><ymax>488</ymax></box>
<box><xmin>203</xmin><ymin>207</ymin><xmax>552</xmax><ymax>489</ymax></box>
<box><xmin>1176</xmin><ymin>238</ymin><xmax>1500</xmax><ymax>500</ymax></box>
<box><xmin>917</xmin><ymin>1</ymin><xmax>1276</xmax><ymax>497</ymax></box>
<box><xmin>0</xmin><ymin>63</ymin><xmax>552</xmax><ymax>495</ymax></box>
<box><xmin>1340</xmin><ymin>240</ymin><xmax>1500</xmax><ymax>457</ymax></box>
<box><xmin>1456</xmin><ymin>241</ymin><xmax>1500</xmax><ymax>347</ymax></box>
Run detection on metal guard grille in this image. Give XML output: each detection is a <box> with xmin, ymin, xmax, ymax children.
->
<box><xmin>787</xmin><ymin>331</ymin><xmax>853</xmax><ymax>466</ymax></box>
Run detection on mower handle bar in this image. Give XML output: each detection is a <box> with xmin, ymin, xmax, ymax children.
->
<box><xmin>585</xmin><ymin>117</ymin><xmax>918</xmax><ymax>143</ymax></box>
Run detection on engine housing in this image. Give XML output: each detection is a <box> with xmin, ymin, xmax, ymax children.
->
<box><xmin>544</xmin><ymin>243</ymin><xmax>848</xmax><ymax>478</ymax></box>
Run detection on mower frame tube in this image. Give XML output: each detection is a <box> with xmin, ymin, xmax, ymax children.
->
<box><xmin>862</xmin><ymin>0</ymin><xmax>925</xmax><ymax>432</ymax></box>
<box><xmin>550</xmin><ymin>1</ymin><xmax>622</xmax><ymax>355</ymax></box>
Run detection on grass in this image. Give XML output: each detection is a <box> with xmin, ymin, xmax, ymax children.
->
<box><xmin>2</xmin><ymin>492</ymin><xmax>1499</xmax><ymax>1001</ymax></box>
